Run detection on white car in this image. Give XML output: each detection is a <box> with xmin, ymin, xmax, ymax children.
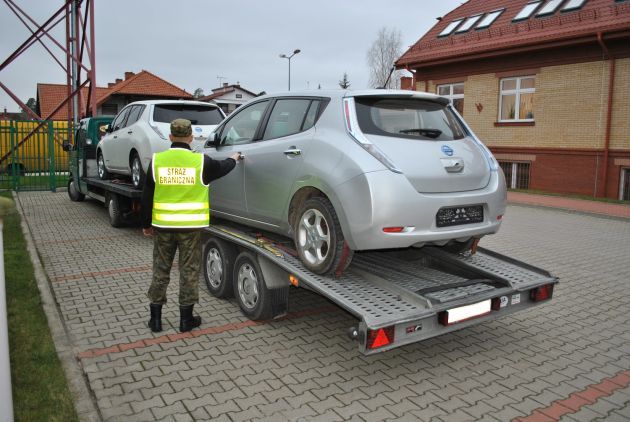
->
<box><xmin>97</xmin><ymin>100</ymin><xmax>225</xmax><ymax>188</ymax></box>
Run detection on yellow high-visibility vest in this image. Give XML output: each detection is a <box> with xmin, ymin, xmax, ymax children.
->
<box><xmin>151</xmin><ymin>148</ymin><xmax>209</xmax><ymax>228</ymax></box>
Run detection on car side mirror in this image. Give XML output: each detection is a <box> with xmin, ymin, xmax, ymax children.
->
<box><xmin>104</xmin><ymin>124</ymin><xmax>112</xmax><ymax>133</ymax></box>
<box><xmin>205</xmin><ymin>132</ymin><xmax>220</xmax><ymax>148</ymax></box>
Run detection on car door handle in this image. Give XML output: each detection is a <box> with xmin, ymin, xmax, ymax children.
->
<box><xmin>127</xmin><ymin>130</ymin><xmax>133</xmax><ymax>134</ymax></box>
<box><xmin>284</xmin><ymin>148</ymin><xmax>301</xmax><ymax>156</ymax></box>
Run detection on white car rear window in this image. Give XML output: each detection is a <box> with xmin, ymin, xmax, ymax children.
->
<box><xmin>153</xmin><ymin>104</ymin><xmax>224</xmax><ymax>125</ymax></box>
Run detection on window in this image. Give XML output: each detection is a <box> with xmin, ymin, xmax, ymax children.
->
<box><xmin>562</xmin><ymin>0</ymin><xmax>588</xmax><ymax>11</ymax></box>
<box><xmin>437</xmin><ymin>83</ymin><xmax>464</xmax><ymax>115</ymax></box>
<box><xmin>476</xmin><ymin>9</ymin><xmax>504</xmax><ymax>28</ymax></box>
<box><xmin>219</xmin><ymin>100</ymin><xmax>269</xmax><ymax>146</ymax></box>
<box><xmin>499</xmin><ymin>76</ymin><xmax>535</xmax><ymax>121</ymax></box>
<box><xmin>537</xmin><ymin>0</ymin><xmax>564</xmax><ymax>16</ymax></box>
<box><xmin>438</xmin><ymin>19</ymin><xmax>464</xmax><ymax>37</ymax></box>
<box><xmin>125</xmin><ymin>105</ymin><xmax>144</xmax><ymax>126</ymax></box>
<box><xmin>263</xmin><ymin>99</ymin><xmax>312</xmax><ymax>140</ymax></box>
<box><xmin>236</xmin><ymin>94</ymin><xmax>243</xmax><ymax>99</ymax></box>
<box><xmin>621</xmin><ymin>168</ymin><xmax>630</xmax><ymax>200</ymax></box>
<box><xmin>500</xmin><ymin>161</ymin><xmax>531</xmax><ymax>189</ymax></box>
<box><xmin>153</xmin><ymin>104</ymin><xmax>224</xmax><ymax>125</ymax></box>
<box><xmin>302</xmin><ymin>100</ymin><xmax>321</xmax><ymax>132</ymax></box>
<box><xmin>354</xmin><ymin>97</ymin><xmax>466</xmax><ymax>141</ymax></box>
<box><xmin>513</xmin><ymin>1</ymin><xmax>542</xmax><ymax>21</ymax></box>
<box><xmin>101</xmin><ymin>103</ymin><xmax>118</xmax><ymax>116</ymax></box>
<box><xmin>455</xmin><ymin>14</ymin><xmax>483</xmax><ymax>33</ymax></box>
<box><xmin>111</xmin><ymin>107</ymin><xmax>131</xmax><ymax>132</ymax></box>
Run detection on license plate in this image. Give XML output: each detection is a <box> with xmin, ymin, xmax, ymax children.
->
<box><xmin>438</xmin><ymin>299</ymin><xmax>491</xmax><ymax>325</ymax></box>
<box><xmin>436</xmin><ymin>205</ymin><xmax>484</xmax><ymax>228</ymax></box>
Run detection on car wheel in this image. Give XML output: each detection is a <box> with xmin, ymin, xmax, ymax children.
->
<box><xmin>294</xmin><ymin>196</ymin><xmax>354</xmax><ymax>275</ymax></box>
<box><xmin>233</xmin><ymin>251</ymin><xmax>272</xmax><ymax>320</ymax></box>
<box><xmin>107</xmin><ymin>194</ymin><xmax>124</xmax><ymax>228</ymax></box>
<box><xmin>67</xmin><ymin>179</ymin><xmax>85</xmax><ymax>202</ymax></box>
<box><xmin>203</xmin><ymin>238</ymin><xmax>237</xmax><ymax>298</ymax></box>
<box><xmin>97</xmin><ymin>152</ymin><xmax>109</xmax><ymax>180</ymax></box>
<box><xmin>130</xmin><ymin>153</ymin><xmax>145</xmax><ymax>189</ymax></box>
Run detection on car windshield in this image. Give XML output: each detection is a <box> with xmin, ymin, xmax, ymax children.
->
<box><xmin>153</xmin><ymin>104</ymin><xmax>224</xmax><ymax>125</ymax></box>
<box><xmin>354</xmin><ymin>97</ymin><xmax>466</xmax><ymax>141</ymax></box>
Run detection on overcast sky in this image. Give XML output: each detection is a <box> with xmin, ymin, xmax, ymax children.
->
<box><xmin>1</xmin><ymin>0</ymin><xmax>463</xmax><ymax>112</ymax></box>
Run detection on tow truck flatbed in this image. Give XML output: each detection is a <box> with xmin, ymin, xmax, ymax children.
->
<box><xmin>202</xmin><ymin>223</ymin><xmax>558</xmax><ymax>354</ymax></box>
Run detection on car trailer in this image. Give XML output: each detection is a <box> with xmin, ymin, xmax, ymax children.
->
<box><xmin>202</xmin><ymin>222</ymin><xmax>558</xmax><ymax>355</ymax></box>
<box><xmin>72</xmin><ymin>177</ymin><xmax>142</xmax><ymax>228</ymax></box>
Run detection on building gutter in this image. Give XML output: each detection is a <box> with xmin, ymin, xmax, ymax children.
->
<box><xmin>597</xmin><ymin>31</ymin><xmax>615</xmax><ymax>198</ymax></box>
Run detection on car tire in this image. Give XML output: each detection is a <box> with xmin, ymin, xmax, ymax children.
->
<box><xmin>97</xmin><ymin>151</ymin><xmax>110</xmax><ymax>180</ymax></box>
<box><xmin>233</xmin><ymin>251</ymin><xmax>272</xmax><ymax>320</ymax></box>
<box><xmin>67</xmin><ymin>179</ymin><xmax>85</xmax><ymax>202</ymax></box>
<box><xmin>107</xmin><ymin>194</ymin><xmax>124</xmax><ymax>228</ymax></box>
<box><xmin>203</xmin><ymin>238</ymin><xmax>237</xmax><ymax>298</ymax></box>
<box><xmin>130</xmin><ymin>153</ymin><xmax>145</xmax><ymax>189</ymax></box>
<box><xmin>293</xmin><ymin>196</ymin><xmax>354</xmax><ymax>275</ymax></box>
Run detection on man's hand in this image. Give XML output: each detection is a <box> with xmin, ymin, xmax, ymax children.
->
<box><xmin>230</xmin><ymin>152</ymin><xmax>243</xmax><ymax>161</ymax></box>
<box><xmin>142</xmin><ymin>227</ymin><xmax>154</xmax><ymax>237</ymax></box>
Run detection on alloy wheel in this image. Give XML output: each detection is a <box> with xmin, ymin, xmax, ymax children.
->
<box><xmin>297</xmin><ymin>208</ymin><xmax>331</xmax><ymax>266</ymax></box>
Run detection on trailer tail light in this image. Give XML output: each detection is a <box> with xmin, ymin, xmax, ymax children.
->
<box><xmin>530</xmin><ymin>284</ymin><xmax>554</xmax><ymax>302</ymax></box>
<box><xmin>438</xmin><ymin>299</ymin><xmax>491</xmax><ymax>326</ymax></box>
<box><xmin>366</xmin><ymin>326</ymin><xmax>395</xmax><ymax>350</ymax></box>
<box><xmin>289</xmin><ymin>275</ymin><xmax>299</xmax><ymax>287</ymax></box>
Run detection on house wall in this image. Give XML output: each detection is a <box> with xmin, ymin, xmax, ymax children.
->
<box><xmin>415</xmin><ymin>57</ymin><xmax>630</xmax><ymax>199</ymax></box>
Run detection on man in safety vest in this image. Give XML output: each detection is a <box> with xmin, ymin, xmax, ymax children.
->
<box><xmin>140</xmin><ymin>118</ymin><xmax>241</xmax><ymax>332</ymax></box>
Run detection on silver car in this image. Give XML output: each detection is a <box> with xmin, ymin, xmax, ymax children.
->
<box><xmin>97</xmin><ymin>100</ymin><xmax>225</xmax><ymax>188</ymax></box>
<box><xmin>204</xmin><ymin>90</ymin><xmax>506</xmax><ymax>274</ymax></box>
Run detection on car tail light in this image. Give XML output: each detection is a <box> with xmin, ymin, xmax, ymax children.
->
<box><xmin>342</xmin><ymin>98</ymin><xmax>402</xmax><ymax>174</ymax></box>
<box><xmin>150</xmin><ymin>124</ymin><xmax>167</xmax><ymax>140</ymax></box>
<box><xmin>383</xmin><ymin>227</ymin><xmax>404</xmax><ymax>233</ymax></box>
<box><xmin>366</xmin><ymin>326</ymin><xmax>395</xmax><ymax>350</ymax></box>
<box><xmin>530</xmin><ymin>284</ymin><xmax>554</xmax><ymax>302</ymax></box>
<box><xmin>497</xmin><ymin>214</ymin><xmax>503</xmax><ymax>221</ymax></box>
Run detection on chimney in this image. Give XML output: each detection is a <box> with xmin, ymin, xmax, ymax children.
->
<box><xmin>116</xmin><ymin>78</ymin><xmax>122</xmax><ymax>84</ymax></box>
<box><xmin>124</xmin><ymin>71</ymin><xmax>135</xmax><ymax>80</ymax></box>
<box><xmin>108</xmin><ymin>82</ymin><xmax>115</xmax><ymax>88</ymax></box>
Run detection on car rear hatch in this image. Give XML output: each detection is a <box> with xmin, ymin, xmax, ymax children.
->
<box><xmin>352</xmin><ymin>95</ymin><xmax>491</xmax><ymax>193</ymax></box>
<box><xmin>150</xmin><ymin>103</ymin><xmax>225</xmax><ymax>140</ymax></box>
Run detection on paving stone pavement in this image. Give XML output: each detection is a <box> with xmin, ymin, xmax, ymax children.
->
<box><xmin>14</xmin><ymin>191</ymin><xmax>630</xmax><ymax>421</ymax></box>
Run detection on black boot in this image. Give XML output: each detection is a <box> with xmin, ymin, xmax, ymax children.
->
<box><xmin>148</xmin><ymin>304</ymin><xmax>162</xmax><ymax>332</ymax></box>
<box><xmin>179</xmin><ymin>305</ymin><xmax>201</xmax><ymax>332</ymax></box>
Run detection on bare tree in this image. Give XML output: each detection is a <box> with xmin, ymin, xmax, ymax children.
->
<box><xmin>366</xmin><ymin>27</ymin><xmax>403</xmax><ymax>89</ymax></box>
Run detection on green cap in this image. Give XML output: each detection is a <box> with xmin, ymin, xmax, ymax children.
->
<box><xmin>170</xmin><ymin>118</ymin><xmax>192</xmax><ymax>137</ymax></box>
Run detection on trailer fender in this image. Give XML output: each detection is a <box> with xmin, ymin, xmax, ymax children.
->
<box><xmin>257</xmin><ymin>255</ymin><xmax>290</xmax><ymax>318</ymax></box>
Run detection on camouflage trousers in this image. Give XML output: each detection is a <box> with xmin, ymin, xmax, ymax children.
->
<box><xmin>147</xmin><ymin>230</ymin><xmax>201</xmax><ymax>306</ymax></box>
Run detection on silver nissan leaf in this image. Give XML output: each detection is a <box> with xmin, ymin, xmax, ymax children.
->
<box><xmin>203</xmin><ymin>90</ymin><xmax>507</xmax><ymax>275</ymax></box>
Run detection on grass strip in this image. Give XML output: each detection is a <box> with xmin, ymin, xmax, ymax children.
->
<box><xmin>1</xmin><ymin>191</ymin><xmax>78</xmax><ymax>422</ymax></box>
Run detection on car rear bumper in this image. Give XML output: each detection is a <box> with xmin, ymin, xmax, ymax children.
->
<box><xmin>334</xmin><ymin>169</ymin><xmax>507</xmax><ymax>250</ymax></box>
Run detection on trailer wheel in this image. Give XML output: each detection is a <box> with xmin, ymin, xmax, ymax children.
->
<box><xmin>203</xmin><ymin>238</ymin><xmax>237</xmax><ymax>298</ymax></box>
<box><xmin>97</xmin><ymin>151</ymin><xmax>110</xmax><ymax>180</ymax></box>
<box><xmin>130</xmin><ymin>153</ymin><xmax>145</xmax><ymax>189</ymax></box>
<box><xmin>233</xmin><ymin>251</ymin><xmax>272</xmax><ymax>320</ymax></box>
<box><xmin>67</xmin><ymin>179</ymin><xmax>85</xmax><ymax>202</ymax></box>
<box><xmin>294</xmin><ymin>196</ymin><xmax>354</xmax><ymax>275</ymax></box>
<box><xmin>107</xmin><ymin>194</ymin><xmax>124</xmax><ymax>227</ymax></box>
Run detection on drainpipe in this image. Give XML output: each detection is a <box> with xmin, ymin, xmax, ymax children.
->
<box><xmin>596</xmin><ymin>32</ymin><xmax>615</xmax><ymax>198</ymax></box>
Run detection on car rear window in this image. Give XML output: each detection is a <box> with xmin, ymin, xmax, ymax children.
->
<box><xmin>153</xmin><ymin>104</ymin><xmax>224</xmax><ymax>125</ymax></box>
<box><xmin>354</xmin><ymin>97</ymin><xmax>466</xmax><ymax>141</ymax></box>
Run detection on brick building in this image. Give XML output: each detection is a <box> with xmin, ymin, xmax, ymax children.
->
<box><xmin>397</xmin><ymin>0</ymin><xmax>630</xmax><ymax>200</ymax></box>
<box><xmin>36</xmin><ymin>70</ymin><xmax>192</xmax><ymax>121</ymax></box>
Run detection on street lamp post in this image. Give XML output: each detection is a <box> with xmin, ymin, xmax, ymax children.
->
<box><xmin>279</xmin><ymin>49</ymin><xmax>301</xmax><ymax>91</ymax></box>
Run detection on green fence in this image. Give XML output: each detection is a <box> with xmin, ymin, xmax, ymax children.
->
<box><xmin>0</xmin><ymin>120</ymin><xmax>72</xmax><ymax>192</ymax></box>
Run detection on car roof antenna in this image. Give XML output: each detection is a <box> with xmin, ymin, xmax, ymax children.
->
<box><xmin>378</xmin><ymin>65</ymin><xmax>396</xmax><ymax>90</ymax></box>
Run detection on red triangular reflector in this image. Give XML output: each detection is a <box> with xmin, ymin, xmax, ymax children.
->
<box><xmin>371</xmin><ymin>329</ymin><xmax>390</xmax><ymax>348</ymax></box>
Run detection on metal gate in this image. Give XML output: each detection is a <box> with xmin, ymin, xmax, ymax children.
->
<box><xmin>0</xmin><ymin>120</ymin><xmax>72</xmax><ymax>192</ymax></box>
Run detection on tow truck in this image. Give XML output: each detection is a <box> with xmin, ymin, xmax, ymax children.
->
<box><xmin>65</xmin><ymin>116</ymin><xmax>142</xmax><ymax>227</ymax></box>
<box><xmin>66</xmin><ymin>117</ymin><xmax>558</xmax><ymax>354</ymax></box>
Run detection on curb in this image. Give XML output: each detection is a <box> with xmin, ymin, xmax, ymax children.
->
<box><xmin>507</xmin><ymin>201</ymin><xmax>630</xmax><ymax>222</ymax></box>
<box><xmin>13</xmin><ymin>192</ymin><xmax>102</xmax><ymax>422</ymax></box>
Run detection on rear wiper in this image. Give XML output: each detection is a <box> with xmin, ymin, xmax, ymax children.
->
<box><xmin>399</xmin><ymin>128</ymin><xmax>442</xmax><ymax>139</ymax></box>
